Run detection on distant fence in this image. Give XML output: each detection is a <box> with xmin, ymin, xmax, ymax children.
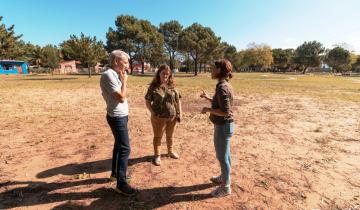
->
<box><xmin>337</xmin><ymin>72</ymin><xmax>360</xmax><ymax>77</ymax></box>
<box><xmin>30</xmin><ymin>67</ymin><xmax>103</xmax><ymax>75</ymax></box>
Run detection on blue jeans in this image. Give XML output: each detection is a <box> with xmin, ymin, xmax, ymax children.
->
<box><xmin>214</xmin><ymin>122</ymin><xmax>234</xmax><ymax>186</ymax></box>
<box><xmin>106</xmin><ymin>115</ymin><xmax>130</xmax><ymax>187</ymax></box>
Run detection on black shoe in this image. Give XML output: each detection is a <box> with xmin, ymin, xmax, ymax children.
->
<box><xmin>114</xmin><ymin>183</ymin><xmax>138</xmax><ymax>196</ymax></box>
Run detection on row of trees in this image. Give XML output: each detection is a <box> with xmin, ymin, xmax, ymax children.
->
<box><xmin>1</xmin><ymin>16</ymin><xmax>107</xmax><ymax>77</ymax></box>
<box><xmin>1</xmin><ymin>15</ymin><xmax>360</xmax><ymax>76</ymax></box>
<box><xmin>236</xmin><ymin>41</ymin><xmax>360</xmax><ymax>74</ymax></box>
<box><xmin>106</xmin><ymin>16</ymin><xmax>232</xmax><ymax>75</ymax></box>
<box><xmin>105</xmin><ymin>15</ymin><xmax>360</xmax><ymax>74</ymax></box>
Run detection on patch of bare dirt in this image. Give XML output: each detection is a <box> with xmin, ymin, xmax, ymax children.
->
<box><xmin>0</xmin><ymin>83</ymin><xmax>359</xmax><ymax>209</ymax></box>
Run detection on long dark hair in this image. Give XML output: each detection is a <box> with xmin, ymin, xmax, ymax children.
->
<box><xmin>149</xmin><ymin>64</ymin><xmax>175</xmax><ymax>89</ymax></box>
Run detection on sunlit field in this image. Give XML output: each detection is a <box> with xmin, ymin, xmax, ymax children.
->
<box><xmin>0</xmin><ymin>73</ymin><xmax>359</xmax><ymax>209</ymax></box>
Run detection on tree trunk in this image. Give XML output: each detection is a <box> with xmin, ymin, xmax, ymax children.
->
<box><xmin>302</xmin><ymin>66</ymin><xmax>308</xmax><ymax>74</ymax></box>
<box><xmin>169</xmin><ymin>52</ymin><xmax>174</xmax><ymax>71</ymax></box>
<box><xmin>186</xmin><ymin>53</ymin><xmax>190</xmax><ymax>74</ymax></box>
<box><xmin>141</xmin><ymin>61</ymin><xmax>145</xmax><ymax>75</ymax></box>
<box><xmin>88</xmin><ymin>64</ymin><xmax>92</xmax><ymax>78</ymax></box>
<box><xmin>194</xmin><ymin>59</ymin><xmax>198</xmax><ymax>76</ymax></box>
<box><xmin>186</xmin><ymin>59</ymin><xmax>190</xmax><ymax>74</ymax></box>
<box><xmin>170</xmin><ymin>59</ymin><xmax>174</xmax><ymax>71</ymax></box>
<box><xmin>129</xmin><ymin>59</ymin><xmax>134</xmax><ymax>75</ymax></box>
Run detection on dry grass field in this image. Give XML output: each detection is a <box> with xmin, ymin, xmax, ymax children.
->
<box><xmin>0</xmin><ymin>73</ymin><xmax>359</xmax><ymax>209</ymax></box>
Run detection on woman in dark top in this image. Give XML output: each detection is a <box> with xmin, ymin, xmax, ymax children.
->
<box><xmin>145</xmin><ymin>64</ymin><xmax>182</xmax><ymax>166</ymax></box>
<box><xmin>200</xmin><ymin>59</ymin><xmax>235</xmax><ymax>197</ymax></box>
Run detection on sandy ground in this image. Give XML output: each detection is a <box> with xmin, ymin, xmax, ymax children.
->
<box><xmin>0</xmin><ymin>76</ymin><xmax>360</xmax><ymax>209</ymax></box>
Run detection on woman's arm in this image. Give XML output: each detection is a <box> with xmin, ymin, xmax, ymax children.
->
<box><xmin>178</xmin><ymin>99</ymin><xmax>182</xmax><ymax>119</ymax></box>
<box><xmin>145</xmin><ymin>100</ymin><xmax>154</xmax><ymax>115</ymax></box>
<box><xmin>201</xmin><ymin>85</ymin><xmax>232</xmax><ymax>117</ymax></box>
<box><xmin>201</xmin><ymin>107</ymin><xmax>228</xmax><ymax>117</ymax></box>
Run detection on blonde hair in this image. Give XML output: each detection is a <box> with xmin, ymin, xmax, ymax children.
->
<box><xmin>109</xmin><ymin>50</ymin><xmax>130</xmax><ymax>67</ymax></box>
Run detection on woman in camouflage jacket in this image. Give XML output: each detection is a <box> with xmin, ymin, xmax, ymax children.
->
<box><xmin>145</xmin><ymin>64</ymin><xmax>182</xmax><ymax>166</ymax></box>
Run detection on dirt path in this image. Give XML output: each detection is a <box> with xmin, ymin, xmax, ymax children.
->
<box><xmin>0</xmin><ymin>83</ymin><xmax>359</xmax><ymax>209</ymax></box>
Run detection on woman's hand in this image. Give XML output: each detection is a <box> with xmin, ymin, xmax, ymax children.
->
<box><xmin>200</xmin><ymin>89</ymin><xmax>212</xmax><ymax>103</ymax></box>
<box><xmin>200</xmin><ymin>89</ymin><xmax>209</xmax><ymax>99</ymax></box>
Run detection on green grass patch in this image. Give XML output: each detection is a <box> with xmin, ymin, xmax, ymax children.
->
<box><xmin>1</xmin><ymin>73</ymin><xmax>359</xmax><ymax>102</ymax></box>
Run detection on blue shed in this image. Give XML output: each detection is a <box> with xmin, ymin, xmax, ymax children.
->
<box><xmin>0</xmin><ymin>60</ymin><xmax>28</xmax><ymax>74</ymax></box>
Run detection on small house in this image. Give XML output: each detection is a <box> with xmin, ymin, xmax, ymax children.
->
<box><xmin>54</xmin><ymin>60</ymin><xmax>80</xmax><ymax>74</ymax></box>
<box><xmin>0</xmin><ymin>60</ymin><xmax>28</xmax><ymax>74</ymax></box>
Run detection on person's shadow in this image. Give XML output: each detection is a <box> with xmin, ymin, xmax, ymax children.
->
<box><xmin>0</xmin><ymin>179</ymin><xmax>213</xmax><ymax>209</ymax></box>
<box><xmin>36</xmin><ymin>156</ymin><xmax>153</xmax><ymax>178</ymax></box>
<box><xmin>0</xmin><ymin>156</ymin><xmax>213</xmax><ymax>209</ymax></box>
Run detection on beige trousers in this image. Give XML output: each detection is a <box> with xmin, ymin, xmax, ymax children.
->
<box><xmin>151</xmin><ymin>115</ymin><xmax>177</xmax><ymax>156</ymax></box>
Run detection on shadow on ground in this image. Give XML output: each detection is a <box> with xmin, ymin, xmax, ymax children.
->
<box><xmin>36</xmin><ymin>156</ymin><xmax>154</xmax><ymax>179</ymax></box>
<box><xmin>0</xmin><ymin>179</ymin><xmax>213</xmax><ymax>209</ymax></box>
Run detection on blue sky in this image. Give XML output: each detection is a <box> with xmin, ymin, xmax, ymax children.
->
<box><xmin>1</xmin><ymin>0</ymin><xmax>360</xmax><ymax>53</ymax></box>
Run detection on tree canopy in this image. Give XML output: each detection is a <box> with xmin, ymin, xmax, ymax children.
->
<box><xmin>106</xmin><ymin>15</ymin><xmax>164</xmax><ymax>74</ymax></box>
<box><xmin>159</xmin><ymin>20</ymin><xmax>182</xmax><ymax>71</ymax></box>
<box><xmin>41</xmin><ymin>44</ymin><xmax>61</xmax><ymax>73</ymax></box>
<box><xmin>240</xmin><ymin>43</ymin><xmax>273</xmax><ymax>71</ymax></box>
<box><xmin>178</xmin><ymin>23</ymin><xmax>220</xmax><ymax>75</ymax></box>
<box><xmin>325</xmin><ymin>47</ymin><xmax>352</xmax><ymax>73</ymax></box>
<box><xmin>272</xmin><ymin>48</ymin><xmax>294</xmax><ymax>72</ymax></box>
<box><xmin>293</xmin><ymin>41</ymin><xmax>325</xmax><ymax>74</ymax></box>
<box><xmin>61</xmin><ymin>33</ymin><xmax>107</xmax><ymax>77</ymax></box>
<box><xmin>2</xmin><ymin>15</ymin><xmax>360</xmax><ymax>76</ymax></box>
<box><xmin>0</xmin><ymin>16</ymin><xmax>23</xmax><ymax>60</ymax></box>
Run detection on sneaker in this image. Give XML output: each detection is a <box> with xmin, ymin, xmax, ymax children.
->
<box><xmin>168</xmin><ymin>152</ymin><xmax>179</xmax><ymax>159</ymax></box>
<box><xmin>114</xmin><ymin>183</ymin><xmax>138</xmax><ymax>196</ymax></box>
<box><xmin>210</xmin><ymin>175</ymin><xmax>222</xmax><ymax>185</ymax></box>
<box><xmin>211</xmin><ymin>185</ymin><xmax>231</xmax><ymax>197</ymax></box>
<box><xmin>153</xmin><ymin>156</ymin><xmax>161</xmax><ymax>166</ymax></box>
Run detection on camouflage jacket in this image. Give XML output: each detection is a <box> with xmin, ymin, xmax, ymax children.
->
<box><xmin>145</xmin><ymin>85</ymin><xmax>181</xmax><ymax>118</ymax></box>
